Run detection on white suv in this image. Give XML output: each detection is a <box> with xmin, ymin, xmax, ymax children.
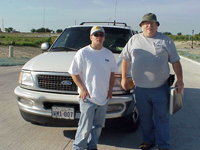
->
<box><xmin>14</xmin><ymin>22</ymin><xmax>139</xmax><ymax>132</ymax></box>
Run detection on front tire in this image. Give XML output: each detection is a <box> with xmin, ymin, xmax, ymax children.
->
<box><xmin>123</xmin><ymin>110</ymin><xmax>140</xmax><ymax>132</ymax></box>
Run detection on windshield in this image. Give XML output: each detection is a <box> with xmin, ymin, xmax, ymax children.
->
<box><xmin>50</xmin><ymin>26</ymin><xmax>133</xmax><ymax>53</ymax></box>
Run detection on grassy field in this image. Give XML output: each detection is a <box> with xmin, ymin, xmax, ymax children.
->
<box><xmin>0</xmin><ymin>32</ymin><xmax>59</xmax><ymax>47</ymax></box>
<box><xmin>0</xmin><ymin>32</ymin><xmax>200</xmax><ymax>66</ymax></box>
<box><xmin>178</xmin><ymin>51</ymin><xmax>200</xmax><ymax>62</ymax></box>
<box><xmin>1</xmin><ymin>49</ymin><xmax>199</xmax><ymax>66</ymax></box>
<box><xmin>0</xmin><ymin>57</ymin><xmax>30</xmax><ymax>66</ymax></box>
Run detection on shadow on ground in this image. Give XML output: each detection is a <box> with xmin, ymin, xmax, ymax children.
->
<box><xmin>63</xmin><ymin>88</ymin><xmax>200</xmax><ymax>150</ymax></box>
<box><xmin>63</xmin><ymin>126</ymin><xmax>142</xmax><ymax>149</ymax></box>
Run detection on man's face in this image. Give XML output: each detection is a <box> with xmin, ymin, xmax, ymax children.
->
<box><xmin>141</xmin><ymin>21</ymin><xmax>158</xmax><ymax>38</ymax></box>
<box><xmin>90</xmin><ymin>32</ymin><xmax>105</xmax><ymax>45</ymax></box>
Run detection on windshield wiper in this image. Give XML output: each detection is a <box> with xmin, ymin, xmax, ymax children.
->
<box><xmin>50</xmin><ymin>47</ymin><xmax>77</xmax><ymax>52</ymax></box>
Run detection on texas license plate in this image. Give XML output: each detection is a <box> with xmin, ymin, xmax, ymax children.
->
<box><xmin>52</xmin><ymin>106</ymin><xmax>74</xmax><ymax>120</ymax></box>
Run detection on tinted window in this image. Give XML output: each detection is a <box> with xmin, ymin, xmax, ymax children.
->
<box><xmin>51</xmin><ymin>26</ymin><xmax>132</xmax><ymax>53</ymax></box>
<box><xmin>51</xmin><ymin>27</ymin><xmax>91</xmax><ymax>50</ymax></box>
<box><xmin>104</xmin><ymin>27</ymin><xmax>132</xmax><ymax>53</ymax></box>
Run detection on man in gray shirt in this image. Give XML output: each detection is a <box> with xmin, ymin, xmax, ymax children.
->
<box><xmin>120</xmin><ymin>13</ymin><xmax>184</xmax><ymax>150</ymax></box>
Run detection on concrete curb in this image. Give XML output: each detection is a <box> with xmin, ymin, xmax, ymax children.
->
<box><xmin>180</xmin><ymin>56</ymin><xmax>200</xmax><ymax>66</ymax></box>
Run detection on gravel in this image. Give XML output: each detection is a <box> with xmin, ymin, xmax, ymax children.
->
<box><xmin>0</xmin><ymin>46</ymin><xmax>42</xmax><ymax>58</ymax></box>
<box><xmin>0</xmin><ymin>41</ymin><xmax>200</xmax><ymax>66</ymax></box>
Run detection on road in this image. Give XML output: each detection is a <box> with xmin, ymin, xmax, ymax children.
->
<box><xmin>0</xmin><ymin>57</ymin><xmax>200</xmax><ymax>150</ymax></box>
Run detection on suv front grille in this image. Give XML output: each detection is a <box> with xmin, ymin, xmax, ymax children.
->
<box><xmin>37</xmin><ymin>75</ymin><xmax>77</xmax><ymax>92</ymax></box>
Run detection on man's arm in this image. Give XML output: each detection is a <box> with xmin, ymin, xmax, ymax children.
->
<box><xmin>172</xmin><ymin>60</ymin><xmax>184</xmax><ymax>93</ymax></box>
<box><xmin>71</xmin><ymin>74</ymin><xmax>90</xmax><ymax>101</ymax></box>
<box><xmin>121</xmin><ymin>59</ymin><xmax>130</xmax><ymax>91</ymax></box>
<box><xmin>107</xmin><ymin>72</ymin><xmax>115</xmax><ymax>99</ymax></box>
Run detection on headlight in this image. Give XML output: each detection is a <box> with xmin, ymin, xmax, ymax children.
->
<box><xmin>19</xmin><ymin>71</ymin><xmax>34</xmax><ymax>87</ymax></box>
<box><xmin>114</xmin><ymin>77</ymin><xmax>121</xmax><ymax>87</ymax></box>
<box><xmin>127</xmin><ymin>77</ymin><xmax>134</xmax><ymax>90</ymax></box>
<box><xmin>113</xmin><ymin>75</ymin><xmax>134</xmax><ymax>93</ymax></box>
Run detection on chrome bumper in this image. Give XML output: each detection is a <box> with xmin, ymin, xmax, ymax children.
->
<box><xmin>14</xmin><ymin>86</ymin><xmax>135</xmax><ymax>120</ymax></box>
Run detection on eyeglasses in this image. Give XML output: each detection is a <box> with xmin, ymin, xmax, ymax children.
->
<box><xmin>93</xmin><ymin>33</ymin><xmax>105</xmax><ymax>37</ymax></box>
<box><xmin>142</xmin><ymin>21</ymin><xmax>157</xmax><ymax>26</ymax></box>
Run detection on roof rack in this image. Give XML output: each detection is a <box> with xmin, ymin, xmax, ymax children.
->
<box><xmin>80</xmin><ymin>21</ymin><xmax>128</xmax><ymax>27</ymax></box>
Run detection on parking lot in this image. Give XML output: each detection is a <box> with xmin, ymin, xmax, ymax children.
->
<box><xmin>0</xmin><ymin>56</ymin><xmax>200</xmax><ymax>150</ymax></box>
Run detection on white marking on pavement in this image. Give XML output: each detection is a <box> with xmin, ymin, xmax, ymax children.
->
<box><xmin>180</xmin><ymin>56</ymin><xmax>200</xmax><ymax>66</ymax></box>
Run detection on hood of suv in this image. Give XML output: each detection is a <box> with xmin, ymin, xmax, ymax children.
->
<box><xmin>23</xmin><ymin>52</ymin><xmax>76</xmax><ymax>72</ymax></box>
<box><xmin>22</xmin><ymin>51</ymin><xmax>122</xmax><ymax>73</ymax></box>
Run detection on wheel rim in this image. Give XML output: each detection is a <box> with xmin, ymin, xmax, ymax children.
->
<box><xmin>132</xmin><ymin>108</ymin><xmax>139</xmax><ymax>123</ymax></box>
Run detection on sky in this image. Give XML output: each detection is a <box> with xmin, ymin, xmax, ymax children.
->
<box><xmin>0</xmin><ymin>0</ymin><xmax>199</xmax><ymax>35</ymax></box>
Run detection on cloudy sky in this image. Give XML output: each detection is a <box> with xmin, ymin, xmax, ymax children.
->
<box><xmin>0</xmin><ymin>0</ymin><xmax>199</xmax><ymax>35</ymax></box>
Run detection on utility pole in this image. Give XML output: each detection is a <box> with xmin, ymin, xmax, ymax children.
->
<box><xmin>191</xmin><ymin>30</ymin><xmax>194</xmax><ymax>49</ymax></box>
<box><xmin>43</xmin><ymin>7</ymin><xmax>45</xmax><ymax>32</ymax></box>
<box><xmin>2</xmin><ymin>19</ymin><xmax>4</xmax><ymax>32</ymax></box>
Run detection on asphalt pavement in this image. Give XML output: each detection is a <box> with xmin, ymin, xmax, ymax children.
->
<box><xmin>0</xmin><ymin>55</ymin><xmax>200</xmax><ymax>150</ymax></box>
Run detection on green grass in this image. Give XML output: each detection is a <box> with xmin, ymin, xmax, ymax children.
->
<box><xmin>0</xmin><ymin>33</ymin><xmax>59</xmax><ymax>66</ymax></box>
<box><xmin>0</xmin><ymin>32</ymin><xmax>200</xmax><ymax>66</ymax></box>
<box><xmin>0</xmin><ymin>33</ymin><xmax>58</xmax><ymax>47</ymax></box>
<box><xmin>1</xmin><ymin>51</ymin><xmax>200</xmax><ymax>66</ymax></box>
<box><xmin>178</xmin><ymin>51</ymin><xmax>200</xmax><ymax>62</ymax></box>
<box><xmin>0</xmin><ymin>57</ymin><xmax>31</xmax><ymax>66</ymax></box>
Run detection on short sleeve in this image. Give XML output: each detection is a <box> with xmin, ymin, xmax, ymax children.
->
<box><xmin>167</xmin><ymin>38</ymin><xmax>180</xmax><ymax>63</ymax></box>
<box><xmin>119</xmin><ymin>37</ymin><xmax>133</xmax><ymax>62</ymax></box>
<box><xmin>68</xmin><ymin>51</ymin><xmax>83</xmax><ymax>75</ymax></box>
<box><xmin>110</xmin><ymin>52</ymin><xmax>118</xmax><ymax>73</ymax></box>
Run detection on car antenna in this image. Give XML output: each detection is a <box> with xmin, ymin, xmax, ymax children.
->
<box><xmin>114</xmin><ymin>0</ymin><xmax>117</xmax><ymax>22</ymax></box>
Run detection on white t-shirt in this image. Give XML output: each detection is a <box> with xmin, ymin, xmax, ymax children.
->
<box><xmin>68</xmin><ymin>45</ymin><xmax>118</xmax><ymax>105</ymax></box>
<box><xmin>120</xmin><ymin>32</ymin><xmax>180</xmax><ymax>88</ymax></box>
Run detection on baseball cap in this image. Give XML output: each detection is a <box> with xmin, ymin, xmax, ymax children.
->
<box><xmin>139</xmin><ymin>13</ymin><xmax>160</xmax><ymax>27</ymax></box>
<box><xmin>90</xmin><ymin>26</ymin><xmax>105</xmax><ymax>35</ymax></box>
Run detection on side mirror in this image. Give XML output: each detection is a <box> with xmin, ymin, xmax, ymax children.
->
<box><xmin>41</xmin><ymin>42</ymin><xmax>50</xmax><ymax>52</ymax></box>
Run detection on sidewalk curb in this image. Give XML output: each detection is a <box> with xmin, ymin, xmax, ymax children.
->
<box><xmin>180</xmin><ymin>56</ymin><xmax>200</xmax><ymax>66</ymax></box>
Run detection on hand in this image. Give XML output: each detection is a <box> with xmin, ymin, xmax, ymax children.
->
<box><xmin>121</xmin><ymin>77</ymin><xmax>128</xmax><ymax>91</ymax></box>
<box><xmin>79</xmin><ymin>88</ymin><xmax>90</xmax><ymax>102</ymax></box>
<box><xmin>175</xmin><ymin>80</ymin><xmax>184</xmax><ymax>93</ymax></box>
<box><xmin>107</xmin><ymin>89</ymin><xmax>113</xmax><ymax>99</ymax></box>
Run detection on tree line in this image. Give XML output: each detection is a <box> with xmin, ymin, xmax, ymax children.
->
<box><xmin>30</xmin><ymin>28</ymin><xmax>63</xmax><ymax>33</ymax></box>
<box><xmin>136</xmin><ymin>31</ymin><xmax>200</xmax><ymax>41</ymax></box>
<box><xmin>163</xmin><ymin>32</ymin><xmax>200</xmax><ymax>41</ymax></box>
<box><xmin>3</xmin><ymin>27</ymin><xmax>200</xmax><ymax>41</ymax></box>
<box><xmin>3</xmin><ymin>27</ymin><xmax>63</xmax><ymax>33</ymax></box>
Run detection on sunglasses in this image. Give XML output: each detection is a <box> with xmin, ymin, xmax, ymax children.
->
<box><xmin>93</xmin><ymin>33</ymin><xmax>105</xmax><ymax>37</ymax></box>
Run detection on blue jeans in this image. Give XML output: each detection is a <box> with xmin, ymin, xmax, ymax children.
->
<box><xmin>73</xmin><ymin>99</ymin><xmax>108</xmax><ymax>150</ymax></box>
<box><xmin>135</xmin><ymin>82</ymin><xmax>170</xmax><ymax>149</ymax></box>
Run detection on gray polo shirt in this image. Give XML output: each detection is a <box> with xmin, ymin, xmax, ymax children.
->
<box><xmin>119</xmin><ymin>32</ymin><xmax>180</xmax><ymax>88</ymax></box>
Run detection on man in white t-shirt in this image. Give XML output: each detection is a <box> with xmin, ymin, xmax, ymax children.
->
<box><xmin>68</xmin><ymin>26</ymin><xmax>117</xmax><ymax>150</ymax></box>
<box><xmin>120</xmin><ymin>13</ymin><xmax>184</xmax><ymax>150</ymax></box>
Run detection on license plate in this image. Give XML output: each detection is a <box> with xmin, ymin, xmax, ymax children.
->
<box><xmin>52</xmin><ymin>106</ymin><xmax>74</xmax><ymax>120</ymax></box>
